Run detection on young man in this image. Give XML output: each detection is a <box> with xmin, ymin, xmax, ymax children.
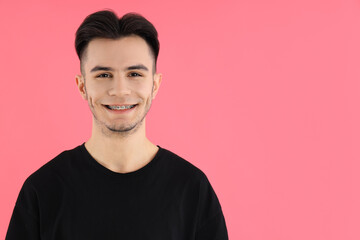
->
<box><xmin>6</xmin><ymin>10</ymin><xmax>228</xmax><ymax>239</ymax></box>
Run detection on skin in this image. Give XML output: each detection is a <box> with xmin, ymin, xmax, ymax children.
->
<box><xmin>75</xmin><ymin>35</ymin><xmax>162</xmax><ymax>173</ymax></box>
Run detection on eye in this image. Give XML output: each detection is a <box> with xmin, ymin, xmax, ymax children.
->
<box><xmin>128</xmin><ymin>72</ymin><xmax>142</xmax><ymax>77</ymax></box>
<box><xmin>96</xmin><ymin>73</ymin><xmax>112</xmax><ymax>78</ymax></box>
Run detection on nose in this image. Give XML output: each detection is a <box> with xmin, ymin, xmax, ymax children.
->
<box><xmin>108</xmin><ymin>75</ymin><xmax>131</xmax><ymax>96</ymax></box>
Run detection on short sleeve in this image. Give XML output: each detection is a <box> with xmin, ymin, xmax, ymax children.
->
<box><xmin>6</xmin><ymin>178</ymin><xmax>41</xmax><ymax>240</ymax></box>
<box><xmin>195</xmin><ymin>173</ymin><xmax>228</xmax><ymax>240</ymax></box>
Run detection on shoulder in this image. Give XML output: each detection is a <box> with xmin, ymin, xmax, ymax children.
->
<box><xmin>158</xmin><ymin>147</ymin><xmax>226</xmax><ymax>234</ymax></box>
<box><xmin>157</xmin><ymin>146</ymin><xmax>209</xmax><ymax>184</ymax></box>
<box><xmin>25</xmin><ymin>144</ymin><xmax>84</xmax><ymax>189</ymax></box>
<box><xmin>158</xmin><ymin>147</ymin><xmax>204</xmax><ymax>174</ymax></box>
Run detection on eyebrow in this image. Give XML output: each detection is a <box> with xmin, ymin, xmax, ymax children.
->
<box><xmin>126</xmin><ymin>64</ymin><xmax>149</xmax><ymax>71</ymax></box>
<box><xmin>90</xmin><ymin>66</ymin><xmax>114</xmax><ymax>72</ymax></box>
<box><xmin>90</xmin><ymin>64</ymin><xmax>149</xmax><ymax>73</ymax></box>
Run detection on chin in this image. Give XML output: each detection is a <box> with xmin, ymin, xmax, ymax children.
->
<box><xmin>104</xmin><ymin>121</ymin><xmax>141</xmax><ymax>133</ymax></box>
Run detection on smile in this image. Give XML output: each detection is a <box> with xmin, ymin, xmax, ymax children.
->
<box><xmin>104</xmin><ymin>104</ymin><xmax>137</xmax><ymax>110</ymax></box>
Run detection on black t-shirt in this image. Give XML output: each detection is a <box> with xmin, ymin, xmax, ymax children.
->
<box><xmin>6</xmin><ymin>143</ymin><xmax>228</xmax><ymax>240</ymax></box>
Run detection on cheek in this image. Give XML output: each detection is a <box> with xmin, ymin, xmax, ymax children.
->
<box><xmin>86</xmin><ymin>83</ymin><xmax>107</xmax><ymax>99</ymax></box>
<box><xmin>85</xmin><ymin>88</ymin><xmax>103</xmax><ymax>108</ymax></box>
<box><xmin>88</xmin><ymin>96</ymin><xmax>95</xmax><ymax>108</ymax></box>
<box><xmin>85</xmin><ymin>90</ymin><xmax>96</xmax><ymax>106</ymax></box>
<box><xmin>136</xmin><ymin>82</ymin><xmax>154</xmax><ymax>96</ymax></box>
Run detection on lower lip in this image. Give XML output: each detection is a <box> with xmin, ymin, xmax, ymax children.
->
<box><xmin>104</xmin><ymin>105</ymin><xmax>137</xmax><ymax>114</ymax></box>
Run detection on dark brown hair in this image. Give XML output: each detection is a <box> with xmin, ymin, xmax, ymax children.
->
<box><xmin>75</xmin><ymin>10</ymin><xmax>159</xmax><ymax>73</ymax></box>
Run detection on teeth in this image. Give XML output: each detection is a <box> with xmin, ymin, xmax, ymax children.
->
<box><xmin>108</xmin><ymin>105</ymin><xmax>135</xmax><ymax>110</ymax></box>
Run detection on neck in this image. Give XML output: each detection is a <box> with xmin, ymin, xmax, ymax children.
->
<box><xmin>84</xmin><ymin>118</ymin><xmax>158</xmax><ymax>173</ymax></box>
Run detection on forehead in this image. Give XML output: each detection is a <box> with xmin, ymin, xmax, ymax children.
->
<box><xmin>83</xmin><ymin>36</ymin><xmax>154</xmax><ymax>70</ymax></box>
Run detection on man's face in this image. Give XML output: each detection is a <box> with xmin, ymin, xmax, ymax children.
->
<box><xmin>76</xmin><ymin>36</ymin><xmax>161</xmax><ymax>136</ymax></box>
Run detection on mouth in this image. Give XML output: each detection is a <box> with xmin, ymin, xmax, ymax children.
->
<box><xmin>103</xmin><ymin>104</ymin><xmax>138</xmax><ymax>112</ymax></box>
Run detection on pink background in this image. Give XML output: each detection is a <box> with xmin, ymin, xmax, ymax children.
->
<box><xmin>1</xmin><ymin>0</ymin><xmax>360</xmax><ymax>239</ymax></box>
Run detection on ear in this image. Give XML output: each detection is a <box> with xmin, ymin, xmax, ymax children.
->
<box><xmin>152</xmin><ymin>73</ymin><xmax>162</xmax><ymax>100</ymax></box>
<box><xmin>75</xmin><ymin>74</ymin><xmax>87</xmax><ymax>100</ymax></box>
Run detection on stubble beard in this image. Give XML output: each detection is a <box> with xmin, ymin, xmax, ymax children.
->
<box><xmin>86</xmin><ymin>92</ymin><xmax>153</xmax><ymax>138</ymax></box>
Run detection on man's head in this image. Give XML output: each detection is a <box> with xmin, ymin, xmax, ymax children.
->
<box><xmin>74</xmin><ymin>10</ymin><xmax>162</xmax><ymax>137</ymax></box>
<box><xmin>75</xmin><ymin>10</ymin><xmax>159</xmax><ymax>75</ymax></box>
